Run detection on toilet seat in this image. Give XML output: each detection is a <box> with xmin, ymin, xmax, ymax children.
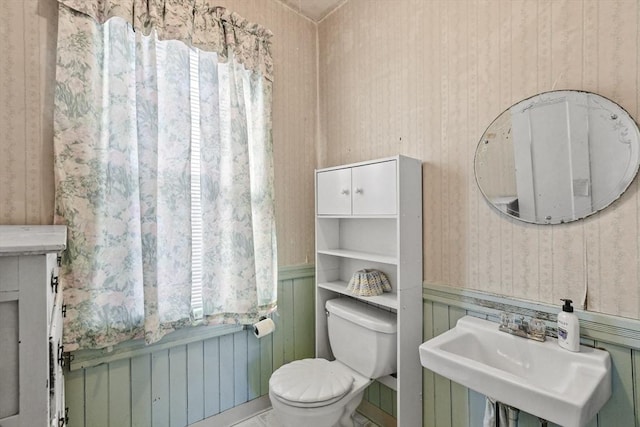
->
<box><xmin>269</xmin><ymin>359</ymin><xmax>354</xmax><ymax>408</ymax></box>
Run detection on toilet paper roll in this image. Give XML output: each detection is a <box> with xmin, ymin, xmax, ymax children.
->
<box><xmin>253</xmin><ymin>318</ymin><xmax>276</xmax><ymax>338</ymax></box>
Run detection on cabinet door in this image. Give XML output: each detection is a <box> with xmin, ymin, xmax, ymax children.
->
<box><xmin>46</xmin><ymin>253</ymin><xmax>59</xmax><ymax>326</ymax></box>
<box><xmin>49</xmin><ymin>297</ymin><xmax>64</xmax><ymax>427</ymax></box>
<box><xmin>352</xmin><ymin>161</ymin><xmax>397</xmax><ymax>215</ymax></box>
<box><xmin>317</xmin><ymin>168</ymin><xmax>352</xmax><ymax>215</ymax></box>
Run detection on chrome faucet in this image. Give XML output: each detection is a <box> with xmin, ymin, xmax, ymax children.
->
<box><xmin>499</xmin><ymin>312</ymin><xmax>546</xmax><ymax>342</ymax></box>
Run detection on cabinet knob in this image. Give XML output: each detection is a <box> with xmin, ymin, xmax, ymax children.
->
<box><xmin>354</xmin><ymin>188</ymin><xmax>364</xmax><ymax>194</ymax></box>
<box><xmin>340</xmin><ymin>189</ymin><xmax>349</xmax><ymax>195</ymax></box>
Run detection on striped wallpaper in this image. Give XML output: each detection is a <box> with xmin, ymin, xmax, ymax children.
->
<box><xmin>317</xmin><ymin>0</ymin><xmax>640</xmax><ymax>320</ymax></box>
<box><xmin>0</xmin><ymin>0</ymin><xmax>317</xmax><ymax>268</ymax></box>
<box><xmin>7</xmin><ymin>0</ymin><xmax>639</xmax><ymax>318</ymax></box>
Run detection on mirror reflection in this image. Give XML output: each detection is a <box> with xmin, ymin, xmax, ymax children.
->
<box><xmin>475</xmin><ymin>90</ymin><xmax>640</xmax><ymax>224</ymax></box>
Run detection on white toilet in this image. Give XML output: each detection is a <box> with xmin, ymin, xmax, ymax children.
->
<box><xmin>268</xmin><ymin>297</ymin><xmax>397</xmax><ymax>427</ymax></box>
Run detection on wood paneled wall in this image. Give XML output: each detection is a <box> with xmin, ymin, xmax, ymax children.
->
<box><xmin>317</xmin><ymin>0</ymin><xmax>640</xmax><ymax>320</ymax></box>
<box><xmin>0</xmin><ymin>0</ymin><xmax>317</xmax><ymax>267</ymax></box>
<box><xmin>363</xmin><ymin>381</ymin><xmax>397</xmax><ymax>420</ymax></box>
<box><xmin>65</xmin><ymin>268</ymin><xmax>315</xmax><ymax>427</ymax></box>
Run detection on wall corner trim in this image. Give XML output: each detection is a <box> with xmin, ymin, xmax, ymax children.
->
<box><xmin>278</xmin><ymin>263</ymin><xmax>315</xmax><ymax>280</ymax></box>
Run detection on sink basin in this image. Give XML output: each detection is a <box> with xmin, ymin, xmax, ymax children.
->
<box><xmin>419</xmin><ymin>315</ymin><xmax>611</xmax><ymax>427</ymax></box>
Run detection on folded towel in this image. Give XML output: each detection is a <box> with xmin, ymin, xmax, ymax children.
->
<box><xmin>483</xmin><ymin>397</ymin><xmax>509</xmax><ymax>427</ymax></box>
<box><xmin>483</xmin><ymin>396</ymin><xmax>496</xmax><ymax>427</ymax></box>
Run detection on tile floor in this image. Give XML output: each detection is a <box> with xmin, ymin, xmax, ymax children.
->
<box><xmin>232</xmin><ymin>409</ymin><xmax>380</xmax><ymax>427</ymax></box>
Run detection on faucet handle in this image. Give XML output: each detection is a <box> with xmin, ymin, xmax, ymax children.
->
<box><xmin>529</xmin><ymin>318</ymin><xmax>546</xmax><ymax>337</ymax></box>
<box><xmin>518</xmin><ymin>315</ymin><xmax>528</xmax><ymax>327</ymax></box>
<box><xmin>500</xmin><ymin>312</ymin><xmax>515</xmax><ymax>328</ymax></box>
<box><xmin>500</xmin><ymin>312</ymin><xmax>510</xmax><ymax>327</ymax></box>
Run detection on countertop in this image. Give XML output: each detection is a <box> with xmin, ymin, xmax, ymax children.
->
<box><xmin>0</xmin><ymin>225</ymin><xmax>67</xmax><ymax>255</ymax></box>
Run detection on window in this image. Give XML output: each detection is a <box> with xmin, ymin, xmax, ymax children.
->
<box><xmin>55</xmin><ymin>14</ymin><xmax>277</xmax><ymax>350</ymax></box>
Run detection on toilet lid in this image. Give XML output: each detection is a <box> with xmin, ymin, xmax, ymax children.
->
<box><xmin>270</xmin><ymin>359</ymin><xmax>354</xmax><ymax>408</ymax></box>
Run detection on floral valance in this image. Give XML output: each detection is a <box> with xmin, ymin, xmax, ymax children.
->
<box><xmin>57</xmin><ymin>0</ymin><xmax>274</xmax><ymax>81</ymax></box>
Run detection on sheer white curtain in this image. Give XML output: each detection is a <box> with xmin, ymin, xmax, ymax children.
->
<box><xmin>54</xmin><ymin>3</ymin><xmax>277</xmax><ymax>350</ymax></box>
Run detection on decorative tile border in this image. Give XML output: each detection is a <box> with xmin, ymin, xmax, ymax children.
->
<box><xmin>423</xmin><ymin>283</ymin><xmax>640</xmax><ymax>350</ymax></box>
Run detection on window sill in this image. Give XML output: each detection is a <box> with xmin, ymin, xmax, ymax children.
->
<box><xmin>69</xmin><ymin>324</ymin><xmax>243</xmax><ymax>371</ymax></box>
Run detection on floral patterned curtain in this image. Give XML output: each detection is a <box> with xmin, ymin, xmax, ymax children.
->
<box><xmin>54</xmin><ymin>2</ymin><xmax>277</xmax><ymax>351</ymax></box>
<box><xmin>57</xmin><ymin>0</ymin><xmax>273</xmax><ymax>81</ymax></box>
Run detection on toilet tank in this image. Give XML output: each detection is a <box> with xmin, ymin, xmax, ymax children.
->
<box><xmin>325</xmin><ymin>298</ymin><xmax>397</xmax><ymax>378</ymax></box>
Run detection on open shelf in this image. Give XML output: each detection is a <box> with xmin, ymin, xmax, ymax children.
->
<box><xmin>317</xmin><ymin>214</ymin><xmax>398</xmax><ymax>219</ymax></box>
<box><xmin>378</xmin><ymin>374</ymin><xmax>397</xmax><ymax>391</ymax></box>
<box><xmin>316</xmin><ymin>249</ymin><xmax>397</xmax><ymax>265</ymax></box>
<box><xmin>315</xmin><ymin>156</ymin><xmax>422</xmax><ymax>426</ymax></box>
<box><xmin>317</xmin><ymin>280</ymin><xmax>398</xmax><ymax>310</ymax></box>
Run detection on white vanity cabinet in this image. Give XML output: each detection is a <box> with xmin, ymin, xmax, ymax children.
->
<box><xmin>0</xmin><ymin>226</ymin><xmax>67</xmax><ymax>427</ymax></box>
<box><xmin>315</xmin><ymin>156</ymin><xmax>422</xmax><ymax>426</ymax></box>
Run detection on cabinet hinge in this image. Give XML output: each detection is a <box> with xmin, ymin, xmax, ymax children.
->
<box><xmin>51</xmin><ymin>274</ymin><xmax>59</xmax><ymax>293</ymax></box>
<box><xmin>62</xmin><ymin>351</ymin><xmax>74</xmax><ymax>368</ymax></box>
<box><xmin>57</xmin><ymin>343</ymin><xmax>64</xmax><ymax>367</ymax></box>
<box><xmin>62</xmin><ymin>304</ymin><xmax>67</xmax><ymax>318</ymax></box>
<box><xmin>57</xmin><ymin>254</ymin><xmax>62</xmax><ymax>267</ymax></box>
<box><xmin>59</xmin><ymin>407</ymin><xmax>69</xmax><ymax>427</ymax></box>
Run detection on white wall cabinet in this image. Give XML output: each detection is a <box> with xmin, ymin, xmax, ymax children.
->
<box><xmin>315</xmin><ymin>156</ymin><xmax>422</xmax><ymax>426</ymax></box>
<box><xmin>317</xmin><ymin>160</ymin><xmax>397</xmax><ymax>216</ymax></box>
<box><xmin>0</xmin><ymin>226</ymin><xmax>67</xmax><ymax>427</ymax></box>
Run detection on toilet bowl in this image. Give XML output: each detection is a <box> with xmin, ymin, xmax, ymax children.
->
<box><xmin>268</xmin><ymin>298</ymin><xmax>397</xmax><ymax>427</ymax></box>
<box><xmin>269</xmin><ymin>359</ymin><xmax>370</xmax><ymax>427</ymax></box>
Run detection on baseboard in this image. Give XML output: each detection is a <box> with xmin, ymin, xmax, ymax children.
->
<box><xmin>188</xmin><ymin>394</ymin><xmax>396</xmax><ymax>427</ymax></box>
<box><xmin>188</xmin><ymin>395</ymin><xmax>271</xmax><ymax>427</ymax></box>
<box><xmin>357</xmin><ymin>401</ymin><xmax>396</xmax><ymax>427</ymax></box>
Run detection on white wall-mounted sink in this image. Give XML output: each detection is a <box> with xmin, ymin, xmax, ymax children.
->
<box><xmin>419</xmin><ymin>315</ymin><xmax>611</xmax><ymax>427</ymax></box>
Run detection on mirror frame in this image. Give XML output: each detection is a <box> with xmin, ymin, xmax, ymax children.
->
<box><xmin>474</xmin><ymin>90</ymin><xmax>640</xmax><ymax>224</ymax></box>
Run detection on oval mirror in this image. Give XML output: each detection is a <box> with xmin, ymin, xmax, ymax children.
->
<box><xmin>475</xmin><ymin>90</ymin><xmax>640</xmax><ymax>224</ymax></box>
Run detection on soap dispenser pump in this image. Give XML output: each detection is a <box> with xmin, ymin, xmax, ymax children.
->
<box><xmin>557</xmin><ymin>299</ymin><xmax>580</xmax><ymax>352</ymax></box>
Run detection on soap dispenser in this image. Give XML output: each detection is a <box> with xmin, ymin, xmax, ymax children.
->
<box><xmin>557</xmin><ymin>299</ymin><xmax>580</xmax><ymax>352</ymax></box>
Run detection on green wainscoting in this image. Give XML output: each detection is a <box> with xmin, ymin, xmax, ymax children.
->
<box><xmin>67</xmin><ymin>273</ymin><xmax>640</xmax><ymax>427</ymax></box>
<box><xmin>363</xmin><ymin>381</ymin><xmax>397</xmax><ymax>419</ymax></box>
<box><xmin>423</xmin><ymin>285</ymin><xmax>640</xmax><ymax>427</ymax></box>
<box><xmin>65</xmin><ymin>265</ymin><xmax>315</xmax><ymax>427</ymax></box>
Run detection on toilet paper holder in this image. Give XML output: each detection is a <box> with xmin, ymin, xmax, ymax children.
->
<box><xmin>251</xmin><ymin>313</ymin><xmax>277</xmax><ymax>338</ymax></box>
